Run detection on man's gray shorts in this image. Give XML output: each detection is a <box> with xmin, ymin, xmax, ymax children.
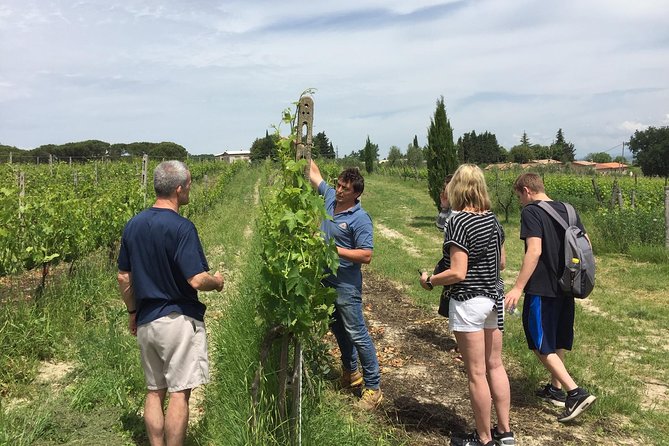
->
<box><xmin>137</xmin><ymin>312</ymin><xmax>209</xmax><ymax>392</ymax></box>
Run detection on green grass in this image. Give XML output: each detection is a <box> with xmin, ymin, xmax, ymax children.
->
<box><xmin>0</xmin><ymin>252</ymin><xmax>145</xmax><ymax>445</ymax></box>
<box><xmin>198</xmin><ymin>166</ymin><xmax>400</xmax><ymax>445</ymax></box>
<box><xmin>2</xmin><ymin>167</ymin><xmax>666</xmax><ymax>444</ymax></box>
<box><xmin>1</xmin><ymin>165</ymin><xmax>403</xmax><ymax>445</ymax></box>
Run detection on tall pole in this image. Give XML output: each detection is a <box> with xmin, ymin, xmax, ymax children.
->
<box><xmin>292</xmin><ymin>95</ymin><xmax>313</xmax><ymax>446</ymax></box>
<box><xmin>142</xmin><ymin>154</ymin><xmax>149</xmax><ymax>208</ymax></box>
<box><xmin>665</xmin><ymin>186</ymin><xmax>669</xmax><ymax>249</ymax></box>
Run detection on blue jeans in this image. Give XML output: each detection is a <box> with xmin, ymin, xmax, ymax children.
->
<box><xmin>330</xmin><ymin>288</ymin><xmax>380</xmax><ymax>389</ymax></box>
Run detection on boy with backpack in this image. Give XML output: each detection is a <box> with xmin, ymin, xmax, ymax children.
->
<box><xmin>505</xmin><ymin>173</ymin><xmax>596</xmax><ymax>423</ymax></box>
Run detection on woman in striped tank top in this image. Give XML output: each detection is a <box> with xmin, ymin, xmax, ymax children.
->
<box><xmin>420</xmin><ymin>164</ymin><xmax>514</xmax><ymax>446</ymax></box>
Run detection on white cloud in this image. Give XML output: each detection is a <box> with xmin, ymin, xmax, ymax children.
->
<box><xmin>619</xmin><ymin>121</ymin><xmax>650</xmax><ymax>133</ymax></box>
<box><xmin>0</xmin><ymin>0</ymin><xmax>668</xmax><ymax>157</ymax></box>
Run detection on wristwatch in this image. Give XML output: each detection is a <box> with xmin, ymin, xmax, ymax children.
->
<box><xmin>426</xmin><ymin>275</ymin><xmax>434</xmax><ymax>290</ymax></box>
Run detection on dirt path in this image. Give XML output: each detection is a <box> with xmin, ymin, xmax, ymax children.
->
<box><xmin>359</xmin><ymin>271</ymin><xmax>627</xmax><ymax>446</ymax></box>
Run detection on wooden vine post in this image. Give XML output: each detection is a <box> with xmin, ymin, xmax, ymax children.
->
<box><xmin>141</xmin><ymin>154</ymin><xmax>149</xmax><ymax>207</ymax></box>
<box><xmin>250</xmin><ymin>95</ymin><xmax>316</xmax><ymax>446</ymax></box>
<box><xmin>291</xmin><ymin>95</ymin><xmax>314</xmax><ymax>446</ymax></box>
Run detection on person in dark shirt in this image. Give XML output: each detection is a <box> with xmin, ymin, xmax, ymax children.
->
<box><xmin>436</xmin><ymin>174</ymin><xmax>457</xmax><ymax>231</ymax></box>
<box><xmin>505</xmin><ymin>172</ymin><xmax>596</xmax><ymax>423</ymax></box>
<box><xmin>117</xmin><ymin>160</ymin><xmax>224</xmax><ymax>446</ymax></box>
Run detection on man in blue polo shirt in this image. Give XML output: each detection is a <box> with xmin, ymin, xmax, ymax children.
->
<box><xmin>309</xmin><ymin>159</ymin><xmax>382</xmax><ymax>410</ymax></box>
<box><xmin>117</xmin><ymin>160</ymin><xmax>224</xmax><ymax>446</ymax></box>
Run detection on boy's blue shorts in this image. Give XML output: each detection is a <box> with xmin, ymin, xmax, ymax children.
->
<box><xmin>522</xmin><ymin>294</ymin><xmax>575</xmax><ymax>355</ymax></box>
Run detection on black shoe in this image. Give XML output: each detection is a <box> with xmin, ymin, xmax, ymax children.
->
<box><xmin>535</xmin><ymin>383</ymin><xmax>566</xmax><ymax>407</ymax></box>
<box><xmin>557</xmin><ymin>388</ymin><xmax>596</xmax><ymax>422</ymax></box>
<box><xmin>455</xmin><ymin>431</ymin><xmax>495</xmax><ymax>446</ymax></box>
<box><xmin>491</xmin><ymin>425</ymin><xmax>515</xmax><ymax>445</ymax></box>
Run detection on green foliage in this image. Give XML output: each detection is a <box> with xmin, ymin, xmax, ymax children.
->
<box><xmin>313</xmin><ymin>131</ymin><xmax>335</xmax><ymax>159</ymax></box>
<box><xmin>590</xmin><ymin>207</ymin><xmax>665</xmax><ymax>253</ymax></box>
<box><xmin>386</xmin><ymin>146</ymin><xmax>402</xmax><ymax>166</ymax></box>
<box><xmin>487</xmin><ymin>168</ymin><xmax>519</xmax><ymax>222</ymax></box>
<box><xmin>362</xmin><ymin>136</ymin><xmax>379</xmax><ymax>174</ymax></box>
<box><xmin>532</xmin><ymin>144</ymin><xmax>552</xmax><ymax>160</ymax></box>
<box><xmin>586</xmin><ymin>151</ymin><xmax>613</xmax><ymax>163</ymax></box>
<box><xmin>508</xmin><ymin>144</ymin><xmax>533</xmax><ymax>163</ymax></box>
<box><xmin>426</xmin><ymin>96</ymin><xmax>457</xmax><ymax>210</ymax></box>
<box><xmin>457</xmin><ymin>130</ymin><xmax>502</xmax><ymax>164</ymax></box>
<box><xmin>552</xmin><ymin>128</ymin><xmax>576</xmax><ymax>162</ymax></box>
<box><xmin>628</xmin><ymin>126</ymin><xmax>669</xmax><ymax>179</ymax></box>
<box><xmin>19</xmin><ymin>140</ymin><xmax>190</xmax><ymax>161</ymax></box>
<box><xmin>256</xmin><ymin>108</ymin><xmax>339</xmax><ymax>342</ymax></box>
<box><xmin>250</xmin><ymin>132</ymin><xmax>279</xmax><ymax>162</ymax></box>
<box><xmin>0</xmin><ymin>160</ymin><xmax>237</xmax><ymax>276</ymax></box>
<box><xmin>405</xmin><ymin>142</ymin><xmax>423</xmax><ymax>168</ymax></box>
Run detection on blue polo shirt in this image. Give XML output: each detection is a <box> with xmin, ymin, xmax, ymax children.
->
<box><xmin>318</xmin><ymin>181</ymin><xmax>373</xmax><ymax>293</ymax></box>
<box><xmin>118</xmin><ymin>207</ymin><xmax>209</xmax><ymax>325</ymax></box>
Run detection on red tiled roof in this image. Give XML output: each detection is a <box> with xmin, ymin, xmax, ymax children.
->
<box><xmin>595</xmin><ymin>162</ymin><xmax>627</xmax><ymax>169</ymax></box>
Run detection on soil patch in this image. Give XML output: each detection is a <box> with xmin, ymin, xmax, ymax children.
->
<box><xmin>356</xmin><ymin>271</ymin><xmax>634</xmax><ymax>446</ymax></box>
<box><xmin>376</xmin><ymin>223</ymin><xmax>421</xmax><ymax>258</ymax></box>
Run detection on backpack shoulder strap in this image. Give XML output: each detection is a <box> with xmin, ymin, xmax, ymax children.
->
<box><xmin>563</xmin><ymin>202</ymin><xmax>577</xmax><ymax>226</ymax></box>
<box><xmin>534</xmin><ymin>201</ymin><xmax>569</xmax><ymax>230</ymax></box>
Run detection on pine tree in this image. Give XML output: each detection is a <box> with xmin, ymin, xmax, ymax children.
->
<box><xmin>313</xmin><ymin>131</ymin><xmax>336</xmax><ymax>159</ymax></box>
<box><xmin>551</xmin><ymin>128</ymin><xmax>575</xmax><ymax>162</ymax></box>
<box><xmin>426</xmin><ymin>96</ymin><xmax>457</xmax><ymax>210</ymax></box>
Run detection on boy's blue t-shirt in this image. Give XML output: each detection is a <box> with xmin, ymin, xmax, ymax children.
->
<box><xmin>318</xmin><ymin>181</ymin><xmax>373</xmax><ymax>294</ymax></box>
<box><xmin>118</xmin><ymin>207</ymin><xmax>209</xmax><ymax>325</ymax></box>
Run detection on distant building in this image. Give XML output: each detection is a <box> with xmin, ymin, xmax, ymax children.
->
<box><xmin>484</xmin><ymin>162</ymin><xmax>518</xmax><ymax>170</ymax></box>
<box><xmin>595</xmin><ymin>162</ymin><xmax>628</xmax><ymax>174</ymax></box>
<box><xmin>484</xmin><ymin>159</ymin><xmax>562</xmax><ymax>170</ymax></box>
<box><xmin>570</xmin><ymin>160</ymin><xmax>628</xmax><ymax>174</ymax></box>
<box><xmin>571</xmin><ymin>160</ymin><xmax>597</xmax><ymax>172</ymax></box>
<box><xmin>529</xmin><ymin>159</ymin><xmax>563</xmax><ymax>166</ymax></box>
<box><xmin>215</xmin><ymin>150</ymin><xmax>251</xmax><ymax>163</ymax></box>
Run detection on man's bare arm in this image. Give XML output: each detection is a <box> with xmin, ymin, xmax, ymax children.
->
<box><xmin>505</xmin><ymin>237</ymin><xmax>541</xmax><ymax>308</ymax></box>
<box><xmin>337</xmin><ymin>247</ymin><xmax>372</xmax><ymax>264</ymax></box>
<box><xmin>309</xmin><ymin>159</ymin><xmax>324</xmax><ymax>190</ymax></box>
<box><xmin>188</xmin><ymin>271</ymin><xmax>225</xmax><ymax>292</ymax></box>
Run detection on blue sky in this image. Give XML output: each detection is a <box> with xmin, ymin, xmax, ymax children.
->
<box><xmin>1</xmin><ymin>0</ymin><xmax>668</xmax><ymax>159</ymax></box>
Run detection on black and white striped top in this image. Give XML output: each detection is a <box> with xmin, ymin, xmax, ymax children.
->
<box><xmin>441</xmin><ymin>211</ymin><xmax>504</xmax><ymax>302</ymax></box>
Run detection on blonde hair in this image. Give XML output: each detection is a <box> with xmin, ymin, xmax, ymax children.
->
<box><xmin>446</xmin><ymin>164</ymin><xmax>491</xmax><ymax>212</ymax></box>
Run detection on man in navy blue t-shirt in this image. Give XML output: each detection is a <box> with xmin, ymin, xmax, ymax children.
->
<box><xmin>118</xmin><ymin>160</ymin><xmax>224</xmax><ymax>445</ymax></box>
<box><xmin>309</xmin><ymin>159</ymin><xmax>382</xmax><ymax>411</ymax></box>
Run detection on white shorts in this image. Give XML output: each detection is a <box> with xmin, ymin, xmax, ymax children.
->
<box><xmin>449</xmin><ymin>296</ymin><xmax>498</xmax><ymax>332</ymax></box>
<box><xmin>137</xmin><ymin>312</ymin><xmax>209</xmax><ymax>392</ymax></box>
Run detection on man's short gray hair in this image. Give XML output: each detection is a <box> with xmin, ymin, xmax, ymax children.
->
<box><xmin>154</xmin><ymin>160</ymin><xmax>190</xmax><ymax>198</ymax></box>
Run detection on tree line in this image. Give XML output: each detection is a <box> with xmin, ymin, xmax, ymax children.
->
<box><xmin>247</xmin><ymin>96</ymin><xmax>669</xmax><ymax>209</ymax></box>
<box><xmin>0</xmin><ymin>140</ymin><xmax>192</xmax><ymax>162</ymax></box>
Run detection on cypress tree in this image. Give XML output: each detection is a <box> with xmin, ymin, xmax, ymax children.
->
<box><xmin>363</xmin><ymin>136</ymin><xmax>379</xmax><ymax>174</ymax></box>
<box><xmin>426</xmin><ymin>96</ymin><xmax>457</xmax><ymax>210</ymax></box>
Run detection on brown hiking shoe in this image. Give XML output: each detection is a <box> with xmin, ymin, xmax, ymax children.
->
<box><xmin>356</xmin><ymin>388</ymin><xmax>383</xmax><ymax>410</ymax></box>
<box><xmin>340</xmin><ymin>369</ymin><xmax>363</xmax><ymax>389</ymax></box>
